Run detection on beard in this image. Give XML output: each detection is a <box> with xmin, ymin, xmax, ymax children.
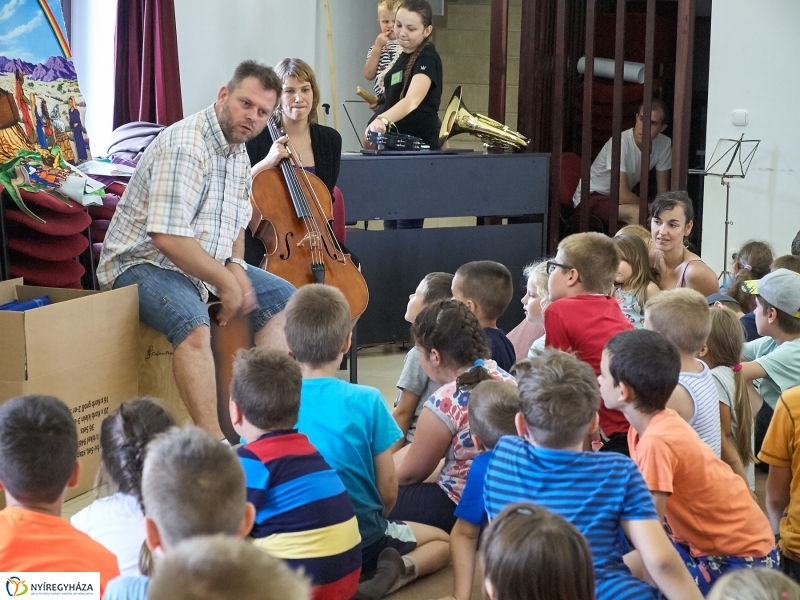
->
<box><xmin>217</xmin><ymin>101</ymin><xmax>262</xmax><ymax>144</ymax></box>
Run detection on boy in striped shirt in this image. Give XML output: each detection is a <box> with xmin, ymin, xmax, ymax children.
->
<box><xmin>231</xmin><ymin>347</ymin><xmax>362</xmax><ymax>600</ymax></box>
<box><xmin>484</xmin><ymin>349</ymin><xmax>701</xmax><ymax>600</ymax></box>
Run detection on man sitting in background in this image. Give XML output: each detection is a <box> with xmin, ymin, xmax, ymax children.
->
<box><xmin>573</xmin><ymin>99</ymin><xmax>672</xmax><ymax>225</ymax></box>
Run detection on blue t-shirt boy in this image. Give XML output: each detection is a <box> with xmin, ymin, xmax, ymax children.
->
<box><xmin>296</xmin><ymin>377</ymin><xmax>403</xmax><ymax>547</ymax></box>
<box><xmin>484</xmin><ymin>435</ymin><xmax>660</xmax><ymax>600</ymax></box>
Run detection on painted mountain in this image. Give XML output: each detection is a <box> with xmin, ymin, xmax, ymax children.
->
<box><xmin>0</xmin><ymin>55</ymin><xmax>76</xmax><ymax>81</ymax></box>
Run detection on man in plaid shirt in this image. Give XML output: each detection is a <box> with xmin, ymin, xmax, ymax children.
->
<box><xmin>98</xmin><ymin>61</ymin><xmax>296</xmax><ymax>440</ymax></box>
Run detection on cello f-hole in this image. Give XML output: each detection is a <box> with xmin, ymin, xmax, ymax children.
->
<box><xmin>279</xmin><ymin>232</ymin><xmax>295</xmax><ymax>261</ymax></box>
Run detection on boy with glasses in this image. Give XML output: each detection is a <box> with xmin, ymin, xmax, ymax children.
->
<box><xmin>545</xmin><ymin>232</ymin><xmax>634</xmax><ymax>453</ymax></box>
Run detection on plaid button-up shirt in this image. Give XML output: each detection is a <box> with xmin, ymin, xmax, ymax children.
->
<box><xmin>97</xmin><ymin>104</ymin><xmax>253</xmax><ymax>301</ymax></box>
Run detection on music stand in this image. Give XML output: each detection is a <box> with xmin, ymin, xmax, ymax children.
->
<box><xmin>691</xmin><ymin>134</ymin><xmax>760</xmax><ymax>282</ymax></box>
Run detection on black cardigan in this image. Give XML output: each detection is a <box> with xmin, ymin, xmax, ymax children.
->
<box><xmin>245</xmin><ymin>122</ymin><xmax>342</xmax><ymax>194</ymax></box>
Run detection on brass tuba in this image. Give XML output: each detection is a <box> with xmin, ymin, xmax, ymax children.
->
<box><xmin>438</xmin><ymin>86</ymin><xmax>529</xmax><ymax>151</ymax></box>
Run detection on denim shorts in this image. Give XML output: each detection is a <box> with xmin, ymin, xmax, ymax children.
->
<box><xmin>114</xmin><ymin>263</ymin><xmax>295</xmax><ymax>348</ymax></box>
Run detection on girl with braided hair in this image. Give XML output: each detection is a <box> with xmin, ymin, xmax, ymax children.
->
<box><xmin>390</xmin><ymin>299</ymin><xmax>516</xmax><ymax>533</ymax></box>
<box><xmin>71</xmin><ymin>398</ymin><xmax>175</xmax><ymax>576</ymax></box>
<box><xmin>364</xmin><ymin>0</ymin><xmax>442</xmax><ymax>149</ymax></box>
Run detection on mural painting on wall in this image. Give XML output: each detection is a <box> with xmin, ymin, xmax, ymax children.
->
<box><xmin>0</xmin><ymin>0</ymin><xmax>102</xmax><ymax>222</ymax></box>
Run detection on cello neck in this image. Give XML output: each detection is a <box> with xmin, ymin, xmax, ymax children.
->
<box><xmin>267</xmin><ymin>116</ymin><xmax>312</xmax><ymax>219</ymax></box>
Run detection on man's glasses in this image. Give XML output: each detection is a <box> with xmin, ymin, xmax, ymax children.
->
<box><xmin>546</xmin><ymin>260</ymin><xmax>573</xmax><ymax>275</ymax></box>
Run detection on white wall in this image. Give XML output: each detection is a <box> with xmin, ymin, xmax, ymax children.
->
<box><xmin>313</xmin><ymin>0</ymin><xmax>376</xmax><ymax>151</ymax></box>
<box><xmin>69</xmin><ymin>0</ymin><xmax>117</xmax><ymax>157</ymax></box>
<box><xmin>175</xmin><ymin>0</ymin><xmax>375</xmax><ymax>151</ymax></box>
<box><xmin>702</xmin><ymin>0</ymin><xmax>800</xmax><ymax>263</ymax></box>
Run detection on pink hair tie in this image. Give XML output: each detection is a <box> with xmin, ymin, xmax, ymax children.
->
<box><xmin>733</xmin><ymin>364</ymin><xmax>743</xmax><ymax>373</ymax></box>
<box><xmin>744</xmin><ymin>264</ymin><xmax>753</xmax><ymax>271</ymax></box>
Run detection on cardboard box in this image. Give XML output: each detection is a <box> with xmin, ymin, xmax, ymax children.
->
<box><xmin>0</xmin><ymin>278</ymin><xmax>139</xmax><ymax>503</ymax></box>
<box><xmin>138</xmin><ymin>324</ymin><xmax>193</xmax><ymax>427</ymax></box>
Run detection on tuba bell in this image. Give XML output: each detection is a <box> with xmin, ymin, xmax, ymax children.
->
<box><xmin>438</xmin><ymin>86</ymin><xmax>529</xmax><ymax>151</ymax></box>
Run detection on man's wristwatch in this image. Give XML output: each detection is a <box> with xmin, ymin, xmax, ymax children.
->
<box><xmin>225</xmin><ymin>257</ymin><xmax>248</xmax><ymax>271</ymax></box>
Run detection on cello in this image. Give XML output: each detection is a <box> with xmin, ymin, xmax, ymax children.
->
<box><xmin>211</xmin><ymin>116</ymin><xmax>368</xmax><ymax>442</ymax></box>
<box><xmin>248</xmin><ymin>115</ymin><xmax>369</xmax><ymax>319</ymax></box>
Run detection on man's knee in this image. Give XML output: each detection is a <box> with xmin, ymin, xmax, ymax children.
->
<box><xmin>175</xmin><ymin>324</ymin><xmax>211</xmax><ymax>353</ymax></box>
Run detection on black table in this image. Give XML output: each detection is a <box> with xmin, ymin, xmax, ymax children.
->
<box><xmin>339</xmin><ymin>151</ymin><xmax>550</xmax><ymax>345</ymax></box>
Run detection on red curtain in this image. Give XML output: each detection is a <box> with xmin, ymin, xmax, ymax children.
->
<box><xmin>113</xmin><ymin>0</ymin><xmax>183</xmax><ymax>129</ymax></box>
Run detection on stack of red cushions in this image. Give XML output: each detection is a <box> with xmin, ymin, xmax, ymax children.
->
<box><xmin>4</xmin><ymin>188</ymin><xmax>90</xmax><ymax>289</ymax></box>
<box><xmin>87</xmin><ymin>182</ymin><xmax>126</xmax><ymax>267</ymax></box>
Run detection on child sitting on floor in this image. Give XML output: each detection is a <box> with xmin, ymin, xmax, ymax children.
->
<box><xmin>393</xmin><ymin>271</ymin><xmax>454</xmax><ymax>446</ymax></box>
<box><xmin>544</xmin><ymin>231</ymin><xmax>634</xmax><ymax>453</ymax></box>
<box><xmin>521</xmin><ymin>259</ymin><xmax>550</xmax><ymax>357</ymax></box>
<box><xmin>0</xmin><ymin>395</ymin><xmax>120</xmax><ymax>594</ymax></box>
<box><xmin>286</xmin><ymin>284</ymin><xmax>450</xmax><ymax>599</ymax></box>
<box><xmin>452</xmin><ymin>260</ymin><xmax>516</xmax><ymax>372</ymax></box>
<box><xmin>741</xmin><ymin>269</ymin><xmax>800</xmax><ymax>424</ymax></box>
<box><xmin>103</xmin><ymin>426</ymin><xmax>257</xmax><ymax>600</ymax></box>
<box><xmin>484</xmin><ymin>349</ymin><xmax>701</xmax><ymax>600</ymax></box>
<box><xmin>445</xmin><ymin>380</ymin><xmax>519</xmax><ymax>600</ymax></box>
<box><xmin>391</xmin><ymin>299</ymin><xmax>515</xmax><ymax>534</ymax></box>
<box><xmin>698</xmin><ymin>306</ymin><xmax>756</xmax><ymax>490</ymax></box>
<box><xmin>230</xmin><ymin>347</ymin><xmax>361</xmax><ymax>600</ymax></box>
<box><xmin>613</xmin><ymin>231</ymin><xmax>660</xmax><ymax>329</ymax></box>
<box><xmin>600</xmin><ymin>329</ymin><xmax>776</xmax><ymax>595</ymax></box>
<box><xmin>71</xmin><ymin>397</ymin><xmax>175</xmax><ymax>576</ymax></box>
<box><xmin>760</xmin><ymin>383</ymin><xmax>800</xmax><ymax>583</ymax></box>
<box><xmin>480</xmin><ymin>503</ymin><xmax>596</xmax><ymax>600</ymax></box>
<box><xmin>644</xmin><ymin>288</ymin><xmax>722</xmax><ymax>457</ymax></box>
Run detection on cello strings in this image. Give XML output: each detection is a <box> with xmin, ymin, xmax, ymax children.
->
<box><xmin>271</xmin><ymin>116</ymin><xmax>324</xmax><ymax>266</ymax></box>
<box><xmin>293</xmin><ymin>157</ymin><xmax>347</xmax><ymax>264</ymax></box>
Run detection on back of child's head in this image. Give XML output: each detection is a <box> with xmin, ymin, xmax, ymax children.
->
<box><xmin>423</xmin><ymin>271</ymin><xmax>454</xmax><ymax>303</ymax></box>
<box><xmin>523</xmin><ymin>259</ymin><xmax>551</xmax><ymax>312</ymax></box>
<box><xmin>512</xmin><ymin>350</ymin><xmax>599</xmax><ymax>448</ymax></box>
<box><xmin>613</xmin><ymin>232</ymin><xmax>653</xmax><ymax>303</ymax></box>
<box><xmin>793</xmin><ymin>231</ymin><xmax>800</xmax><ymax>257</ymax></box>
<box><xmin>705</xmin><ymin>307</ymin><xmax>754</xmax><ymax>464</ymax></box>
<box><xmin>467</xmin><ymin>380</ymin><xmax>519</xmax><ymax>449</ymax></box>
<box><xmin>412</xmin><ymin>299</ymin><xmax>492</xmax><ymax>387</ymax></box>
<box><xmin>148</xmin><ymin>534</ymin><xmax>310</xmax><ymax>600</ymax></box>
<box><xmin>480</xmin><ymin>502</ymin><xmax>594</xmax><ymax>600</ymax></box>
<box><xmin>746</xmin><ymin>268</ymin><xmax>800</xmax><ymax>334</ymax></box>
<box><xmin>285</xmin><ymin>284</ymin><xmax>351</xmax><ymax>367</ymax></box>
<box><xmin>0</xmin><ymin>395</ymin><xmax>77</xmax><ymax>505</ymax></box>
<box><xmin>644</xmin><ymin>288</ymin><xmax>710</xmax><ymax>354</ymax></box>
<box><xmin>558</xmin><ymin>232</ymin><xmax>619</xmax><ymax>294</ymax></box>
<box><xmin>100</xmin><ymin>397</ymin><xmax>175</xmax><ymax>509</ymax></box>
<box><xmin>454</xmin><ymin>260</ymin><xmax>514</xmax><ymax>320</ymax></box>
<box><xmin>605</xmin><ymin>329</ymin><xmax>680</xmax><ymax>413</ymax></box>
<box><xmin>725</xmin><ymin>240</ymin><xmax>774</xmax><ymax>313</ymax></box>
<box><xmin>706</xmin><ymin>568</ymin><xmax>800</xmax><ymax>600</ymax></box>
<box><xmin>142</xmin><ymin>426</ymin><xmax>246</xmax><ymax>549</ymax></box>
<box><xmin>616</xmin><ymin>223</ymin><xmax>651</xmax><ymax>245</ymax></box>
<box><xmin>773</xmin><ymin>254</ymin><xmax>800</xmax><ymax>274</ymax></box>
<box><xmin>231</xmin><ymin>347</ymin><xmax>302</xmax><ymax>431</ymax></box>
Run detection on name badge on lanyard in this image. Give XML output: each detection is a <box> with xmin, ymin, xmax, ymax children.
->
<box><xmin>391</xmin><ymin>71</ymin><xmax>403</xmax><ymax>86</ymax></box>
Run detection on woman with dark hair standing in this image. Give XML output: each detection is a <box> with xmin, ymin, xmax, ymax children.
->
<box><xmin>651</xmin><ymin>191</ymin><xmax>720</xmax><ymax>295</ymax></box>
<box><xmin>365</xmin><ymin>0</ymin><xmax>442</xmax><ymax>150</ymax></box>
<box><xmin>366</xmin><ymin>0</ymin><xmax>441</xmax><ymax>229</ymax></box>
